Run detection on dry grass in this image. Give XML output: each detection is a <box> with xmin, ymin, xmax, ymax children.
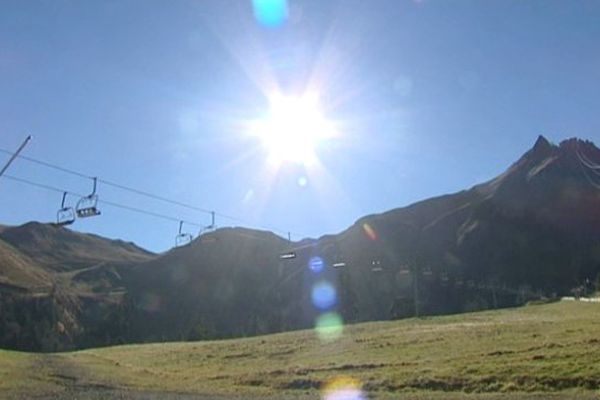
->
<box><xmin>2</xmin><ymin>301</ymin><xmax>600</xmax><ymax>399</ymax></box>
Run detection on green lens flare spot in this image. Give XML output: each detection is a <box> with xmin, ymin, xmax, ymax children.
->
<box><xmin>315</xmin><ymin>312</ymin><xmax>344</xmax><ymax>342</ymax></box>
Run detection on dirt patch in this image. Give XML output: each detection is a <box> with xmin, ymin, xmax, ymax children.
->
<box><xmin>279</xmin><ymin>378</ymin><xmax>321</xmax><ymax>390</ymax></box>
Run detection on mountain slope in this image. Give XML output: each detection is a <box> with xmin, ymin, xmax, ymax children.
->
<box><xmin>0</xmin><ymin>239</ymin><xmax>51</xmax><ymax>291</ymax></box>
<box><xmin>0</xmin><ymin>223</ymin><xmax>156</xmax><ymax>351</ymax></box>
<box><xmin>118</xmin><ymin>136</ymin><xmax>600</xmax><ymax>343</ymax></box>
<box><xmin>2</xmin><ymin>136</ymin><xmax>600</xmax><ymax>351</ymax></box>
<box><xmin>0</xmin><ymin>222</ymin><xmax>154</xmax><ymax>272</ymax></box>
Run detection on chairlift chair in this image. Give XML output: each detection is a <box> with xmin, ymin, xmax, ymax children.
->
<box><xmin>279</xmin><ymin>251</ymin><xmax>296</xmax><ymax>260</ymax></box>
<box><xmin>56</xmin><ymin>192</ymin><xmax>76</xmax><ymax>226</ymax></box>
<box><xmin>76</xmin><ymin>177</ymin><xmax>101</xmax><ymax>218</ymax></box>
<box><xmin>198</xmin><ymin>212</ymin><xmax>217</xmax><ymax>243</ymax></box>
<box><xmin>330</xmin><ymin>242</ymin><xmax>346</xmax><ymax>268</ymax></box>
<box><xmin>371</xmin><ymin>260</ymin><xmax>383</xmax><ymax>273</ymax></box>
<box><xmin>206</xmin><ymin>211</ymin><xmax>215</xmax><ymax>230</ymax></box>
<box><xmin>278</xmin><ymin>240</ymin><xmax>315</xmax><ymax>261</ymax></box>
<box><xmin>175</xmin><ymin>221</ymin><xmax>193</xmax><ymax>247</ymax></box>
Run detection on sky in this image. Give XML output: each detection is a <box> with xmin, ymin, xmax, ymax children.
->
<box><xmin>1</xmin><ymin>0</ymin><xmax>600</xmax><ymax>252</ymax></box>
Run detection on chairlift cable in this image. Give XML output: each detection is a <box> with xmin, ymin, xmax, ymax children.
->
<box><xmin>0</xmin><ymin>147</ymin><xmax>92</xmax><ymax>179</ymax></box>
<box><xmin>0</xmin><ymin>147</ymin><xmax>305</xmax><ymax>239</ymax></box>
<box><xmin>1</xmin><ymin>174</ymin><xmax>296</xmax><ymax>244</ymax></box>
<box><xmin>1</xmin><ymin>174</ymin><xmax>202</xmax><ymax>226</ymax></box>
<box><xmin>4</xmin><ymin>171</ymin><xmax>555</xmax><ymax>295</ymax></box>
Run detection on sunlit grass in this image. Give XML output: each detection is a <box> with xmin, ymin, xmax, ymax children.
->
<box><xmin>0</xmin><ymin>350</ymin><xmax>35</xmax><ymax>392</ymax></box>
<box><xmin>2</xmin><ymin>302</ymin><xmax>600</xmax><ymax>398</ymax></box>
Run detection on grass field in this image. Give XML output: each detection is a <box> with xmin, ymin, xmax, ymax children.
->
<box><xmin>2</xmin><ymin>301</ymin><xmax>600</xmax><ymax>399</ymax></box>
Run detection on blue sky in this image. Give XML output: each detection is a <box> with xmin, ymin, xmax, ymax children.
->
<box><xmin>1</xmin><ymin>0</ymin><xmax>599</xmax><ymax>252</ymax></box>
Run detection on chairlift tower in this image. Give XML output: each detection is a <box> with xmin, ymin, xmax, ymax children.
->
<box><xmin>0</xmin><ymin>135</ymin><xmax>31</xmax><ymax>180</ymax></box>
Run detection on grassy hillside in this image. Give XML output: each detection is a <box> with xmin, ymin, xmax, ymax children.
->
<box><xmin>2</xmin><ymin>301</ymin><xmax>600</xmax><ymax>399</ymax></box>
<box><xmin>0</xmin><ymin>222</ymin><xmax>154</xmax><ymax>272</ymax></box>
<box><xmin>0</xmin><ymin>239</ymin><xmax>51</xmax><ymax>290</ymax></box>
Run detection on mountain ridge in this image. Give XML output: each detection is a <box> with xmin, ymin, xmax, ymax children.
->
<box><xmin>2</xmin><ymin>135</ymin><xmax>600</xmax><ymax>351</ymax></box>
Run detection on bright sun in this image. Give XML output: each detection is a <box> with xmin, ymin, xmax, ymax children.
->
<box><xmin>252</xmin><ymin>94</ymin><xmax>334</xmax><ymax>166</ymax></box>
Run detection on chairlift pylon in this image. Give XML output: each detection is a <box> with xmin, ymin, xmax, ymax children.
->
<box><xmin>76</xmin><ymin>177</ymin><xmax>101</xmax><ymax>218</ymax></box>
<box><xmin>56</xmin><ymin>192</ymin><xmax>76</xmax><ymax>226</ymax></box>
<box><xmin>175</xmin><ymin>221</ymin><xmax>193</xmax><ymax>247</ymax></box>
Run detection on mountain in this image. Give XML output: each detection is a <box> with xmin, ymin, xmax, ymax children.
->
<box><xmin>0</xmin><ymin>239</ymin><xmax>51</xmax><ymax>292</ymax></box>
<box><xmin>2</xmin><ymin>136</ymin><xmax>600</xmax><ymax>351</ymax></box>
<box><xmin>0</xmin><ymin>224</ymin><xmax>154</xmax><ymax>351</ymax></box>
<box><xmin>115</xmin><ymin>136</ymin><xmax>600</xmax><ymax>344</ymax></box>
<box><xmin>0</xmin><ymin>222</ymin><xmax>154</xmax><ymax>272</ymax></box>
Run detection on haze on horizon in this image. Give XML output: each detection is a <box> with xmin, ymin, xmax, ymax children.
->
<box><xmin>1</xmin><ymin>0</ymin><xmax>599</xmax><ymax>251</ymax></box>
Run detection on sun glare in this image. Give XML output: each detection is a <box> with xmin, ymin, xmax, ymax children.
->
<box><xmin>252</xmin><ymin>94</ymin><xmax>334</xmax><ymax>166</ymax></box>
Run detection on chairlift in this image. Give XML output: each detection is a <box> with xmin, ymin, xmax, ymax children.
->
<box><xmin>277</xmin><ymin>240</ymin><xmax>315</xmax><ymax>261</ymax></box>
<box><xmin>399</xmin><ymin>267</ymin><xmax>411</xmax><ymax>275</ymax></box>
<box><xmin>198</xmin><ymin>212</ymin><xmax>217</xmax><ymax>243</ymax></box>
<box><xmin>330</xmin><ymin>243</ymin><xmax>347</xmax><ymax>268</ymax></box>
<box><xmin>439</xmin><ymin>272</ymin><xmax>450</xmax><ymax>286</ymax></box>
<box><xmin>56</xmin><ymin>192</ymin><xmax>76</xmax><ymax>226</ymax></box>
<box><xmin>76</xmin><ymin>177</ymin><xmax>101</xmax><ymax>218</ymax></box>
<box><xmin>207</xmin><ymin>211</ymin><xmax>215</xmax><ymax>230</ymax></box>
<box><xmin>371</xmin><ymin>260</ymin><xmax>383</xmax><ymax>273</ymax></box>
<box><xmin>175</xmin><ymin>221</ymin><xmax>193</xmax><ymax>247</ymax></box>
<box><xmin>279</xmin><ymin>251</ymin><xmax>296</xmax><ymax>260</ymax></box>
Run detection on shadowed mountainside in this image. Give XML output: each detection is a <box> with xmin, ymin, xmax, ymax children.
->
<box><xmin>2</xmin><ymin>136</ymin><xmax>600</xmax><ymax>351</ymax></box>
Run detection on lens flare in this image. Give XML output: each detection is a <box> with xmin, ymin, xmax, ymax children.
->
<box><xmin>362</xmin><ymin>223</ymin><xmax>378</xmax><ymax>241</ymax></box>
<box><xmin>298</xmin><ymin>176</ymin><xmax>308</xmax><ymax>187</ymax></box>
<box><xmin>312</xmin><ymin>281</ymin><xmax>337</xmax><ymax>310</ymax></box>
<box><xmin>315</xmin><ymin>312</ymin><xmax>344</xmax><ymax>341</ymax></box>
<box><xmin>309</xmin><ymin>256</ymin><xmax>325</xmax><ymax>273</ymax></box>
<box><xmin>252</xmin><ymin>0</ymin><xmax>288</xmax><ymax>27</ymax></box>
<box><xmin>321</xmin><ymin>376</ymin><xmax>366</xmax><ymax>400</ymax></box>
